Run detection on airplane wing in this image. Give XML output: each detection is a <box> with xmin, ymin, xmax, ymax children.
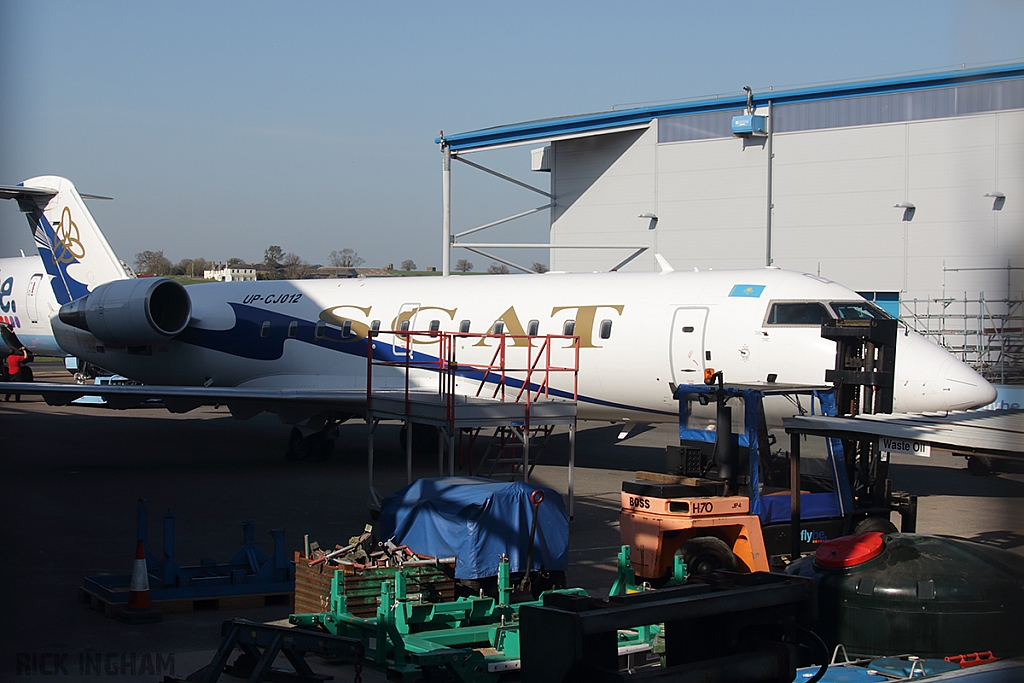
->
<box><xmin>0</xmin><ymin>382</ymin><xmax>370</xmax><ymax>423</ymax></box>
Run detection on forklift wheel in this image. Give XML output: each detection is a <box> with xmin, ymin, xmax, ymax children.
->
<box><xmin>967</xmin><ymin>455</ymin><xmax>994</xmax><ymax>476</ymax></box>
<box><xmin>853</xmin><ymin>517</ymin><xmax>898</xmax><ymax>535</ymax></box>
<box><xmin>676</xmin><ymin>537</ymin><xmax>739</xmax><ymax>575</ymax></box>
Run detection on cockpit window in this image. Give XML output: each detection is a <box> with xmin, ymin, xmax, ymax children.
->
<box><xmin>765</xmin><ymin>301</ymin><xmax>831</xmax><ymax>326</ymax></box>
<box><xmin>829</xmin><ymin>301</ymin><xmax>891</xmax><ymax>320</ymax></box>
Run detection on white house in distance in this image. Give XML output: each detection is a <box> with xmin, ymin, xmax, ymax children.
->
<box><xmin>203</xmin><ymin>265</ymin><xmax>256</xmax><ymax>282</ymax></box>
<box><xmin>439</xmin><ymin>64</ymin><xmax>1023</xmax><ymax>383</ymax></box>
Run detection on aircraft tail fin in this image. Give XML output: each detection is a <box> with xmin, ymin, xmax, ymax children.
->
<box><xmin>0</xmin><ymin>176</ymin><xmax>130</xmax><ymax>304</ymax></box>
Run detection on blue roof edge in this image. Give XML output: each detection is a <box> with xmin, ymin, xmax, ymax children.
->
<box><xmin>438</xmin><ymin>63</ymin><xmax>1024</xmax><ymax>151</ymax></box>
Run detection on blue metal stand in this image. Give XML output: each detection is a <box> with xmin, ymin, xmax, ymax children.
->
<box><xmin>81</xmin><ymin>501</ymin><xmax>294</xmax><ymax>611</ymax></box>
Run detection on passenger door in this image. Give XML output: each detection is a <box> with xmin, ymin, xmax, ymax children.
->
<box><xmin>26</xmin><ymin>274</ymin><xmax>43</xmax><ymax>324</ymax></box>
<box><xmin>670</xmin><ymin>307</ymin><xmax>709</xmax><ymax>387</ymax></box>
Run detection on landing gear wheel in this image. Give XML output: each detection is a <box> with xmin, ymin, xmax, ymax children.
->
<box><xmin>967</xmin><ymin>455</ymin><xmax>994</xmax><ymax>476</ymax></box>
<box><xmin>853</xmin><ymin>517</ymin><xmax>898</xmax><ymax>535</ymax></box>
<box><xmin>676</xmin><ymin>536</ymin><xmax>738</xmax><ymax>575</ymax></box>
<box><xmin>286</xmin><ymin>427</ymin><xmax>309</xmax><ymax>460</ymax></box>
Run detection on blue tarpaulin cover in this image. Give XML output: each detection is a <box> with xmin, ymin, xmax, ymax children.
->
<box><xmin>758</xmin><ymin>492</ymin><xmax>842</xmax><ymax>525</ymax></box>
<box><xmin>379</xmin><ymin>477</ymin><xmax>569</xmax><ymax>580</ymax></box>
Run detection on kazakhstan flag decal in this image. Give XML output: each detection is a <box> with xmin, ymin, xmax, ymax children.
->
<box><xmin>729</xmin><ymin>284</ymin><xmax>766</xmax><ymax>298</ymax></box>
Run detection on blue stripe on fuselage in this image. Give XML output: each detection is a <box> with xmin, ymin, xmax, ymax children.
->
<box><xmin>174</xmin><ymin>302</ymin><xmax>676</xmax><ymax>417</ymax></box>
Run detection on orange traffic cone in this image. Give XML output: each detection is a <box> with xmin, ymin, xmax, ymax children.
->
<box><xmin>115</xmin><ymin>539</ymin><xmax>162</xmax><ymax>623</ymax></box>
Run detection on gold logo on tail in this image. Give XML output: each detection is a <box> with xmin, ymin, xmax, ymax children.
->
<box><xmin>53</xmin><ymin>206</ymin><xmax>86</xmax><ymax>264</ymax></box>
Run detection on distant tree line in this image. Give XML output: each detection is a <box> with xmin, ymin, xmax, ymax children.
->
<box><xmin>133</xmin><ymin>247</ymin><xmax>542</xmax><ymax>279</ymax></box>
<box><xmin>262</xmin><ymin>245</ymin><xmax>312</xmax><ymax>280</ymax></box>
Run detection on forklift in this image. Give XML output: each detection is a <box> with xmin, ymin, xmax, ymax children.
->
<box><xmin>620</xmin><ymin>318</ymin><xmax>918</xmax><ymax>580</ymax></box>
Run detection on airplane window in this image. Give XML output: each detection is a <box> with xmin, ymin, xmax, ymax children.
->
<box><xmin>682</xmin><ymin>326</ymin><xmax>694</xmax><ymax>333</ymax></box>
<box><xmin>528</xmin><ymin>320</ymin><xmax>540</xmax><ymax>336</ymax></box>
<box><xmin>563</xmin><ymin>320</ymin><xmax>576</xmax><ymax>336</ymax></box>
<box><xmin>371</xmin><ymin>320</ymin><xmax>381</xmax><ymax>332</ymax></box>
<box><xmin>315</xmin><ymin>320</ymin><xmax>326</xmax><ymax>339</ymax></box>
<box><xmin>459</xmin><ymin>320</ymin><xmax>471</xmax><ymax>333</ymax></box>
<box><xmin>341</xmin><ymin>320</ymin><xmax>352</xmax><ymax>338</ymax></box>
<box><xmin>830</xmin><ymin>301</ymin><xmax>890</xmax><ymax>320</ymax></box>
<box><xmin>429</xmin><ymin>320</ymin><xmax>440</xmax><ymax>332</ymax></box>
<box><xmin>493</xmin><ymin>321</ymin><xmax>505</xmax><ymax>334</ymax></box>
<box><xmin>600</xmin><ymin>319</ymin><xmax>612</xmax><ymax>339</ymax></box>
<box><xmin>287</xmin><ymin>321</ymin><xmax>298</xmax><ymax>338</ymax></box>
<box><xmin>260</xmin><ymin>321</ymin><xmax>271</xmax><ymax>338</ymax></box>
<box><xmin>766</xmin><ymin>302</ymin><xmax>831</xmax><ymax>326</ymax></box>
<box><xmin>400</xmin><ymin>320</ymin><xmax>411</xmax><ymax>331</ymax></box>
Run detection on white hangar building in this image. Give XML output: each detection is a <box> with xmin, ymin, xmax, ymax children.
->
<box><xmin>439</xmin><ymin>64</ymin><xmax>1024</xmax><ymax>383</ymax></box>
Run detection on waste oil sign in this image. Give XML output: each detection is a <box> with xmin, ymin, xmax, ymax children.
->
<box><xmin>878</xmin><ymin>436</ymin><xmax>931</xmax><ymax>457</ymax></box>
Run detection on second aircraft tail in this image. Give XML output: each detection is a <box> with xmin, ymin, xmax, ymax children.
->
<box><xmin>2</xmin><ymin>175</ymin><xmax>130</xmax><ymax>304</ymax></box>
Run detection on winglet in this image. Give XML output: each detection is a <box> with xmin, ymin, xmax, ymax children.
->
<box><xmin>655</xmin><ymin>254</ymin><xmax>675</xmax><ymax>274</ymax></box>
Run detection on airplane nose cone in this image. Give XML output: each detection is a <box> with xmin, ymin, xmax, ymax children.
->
<box><xmin>893</xmin><ymin>329</ymin><xmax>996</xmax><ymax>412</ymax></box>
<box><xmin>942</xmin><ymin>359</ymin><xmax>997</xmax><ymax>410</ymax></box>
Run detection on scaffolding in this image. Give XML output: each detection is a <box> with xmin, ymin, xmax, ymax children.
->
<box><xmin>364</xmin><ymin>330</ymin><xmax>580</xmax><ymax>514</ymax></box>
<box><xmin>900</xmin><ymin>292</ymin><xmax>1024</xmax><ymax>385</ymax></box>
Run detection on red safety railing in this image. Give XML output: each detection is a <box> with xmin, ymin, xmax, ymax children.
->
<box><xmin>366</xmin><ymin>329</ymin><xmax>579</xmax><ymax>431</ymax></box>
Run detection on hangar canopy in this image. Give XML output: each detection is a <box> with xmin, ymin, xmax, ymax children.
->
<box><xmin>438</xmin><ymin>63</ymin><xmax>1024</xmax><ymax>153</ymax></box>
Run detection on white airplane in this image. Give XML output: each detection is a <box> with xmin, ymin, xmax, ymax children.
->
<box><xmin>1</xmin><ymin>176</ymin><xmax>997</xmax><ymax>454</ymax></box>
<box><xmin>0</xmin><ymin>252</ymin><xmax>65</xmax><ymax>357</ymax></box>
<box><xmin>0</xmin><ymin>179</ymin><xmax>128</xmax><ymax>369</ymax></box>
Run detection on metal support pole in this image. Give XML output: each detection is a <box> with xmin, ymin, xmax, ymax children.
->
<box><xmin>568</xmin><ymin>421</ymin><xmax>576</xmax><ymax>520</ymax></box>
<box><xmin>765</xmin><ymin>100</ymin><xmax>774</xmax><ymax>267</ymax></box>
<box><xmin>789</xmin><ymin>431</ymin><xmax>801</xmax><ymax>562</ymax></box>
<box><xmin>367</xmin><ymin>418</ymin><xmax>378</xmax><ymax>508</ymax></box>
<box><xmin>442</xmin><ymin>142</ymin><xmax>452</xmax><ymax>276</ymax></box>
<box><xmin>522</xmin><ymin>428</ymin><xmax>530</xmax><ymax>484</ymax></box>
<box><xmin>407</xmin><ymin>421</ymin><xmax>414</xmax><ymax>484</ymax></box>
<box><xmin>448</xmin><ymin>430</ymin><xmax>456</xmax><ymax>477</ymax></box>
<box><xmin>438</xmin><ymin>427</ymin><xmax>444</xmax><ymax>477</ymax></box>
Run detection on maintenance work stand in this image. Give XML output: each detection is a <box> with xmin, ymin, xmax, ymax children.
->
<box><xmin>364</xmin><ymin>329</ymin><xmax>579</xmax><ymax>514</ymax></box>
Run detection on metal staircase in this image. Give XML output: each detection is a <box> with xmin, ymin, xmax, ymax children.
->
<box><xmin>476</xmin><ymin>424</ymin><xmax>557</xmax><ymax>479</ymax></box>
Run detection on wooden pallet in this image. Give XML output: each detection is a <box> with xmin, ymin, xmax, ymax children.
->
<box><xmin>293</xmin><ymin>552</ymin><xmax>456</xmax><ymax>618</ymax></box>
<box><xmin>78</xmin><ymin>585</ymin><xmax>293</xmax><ymax>617</ymax></box>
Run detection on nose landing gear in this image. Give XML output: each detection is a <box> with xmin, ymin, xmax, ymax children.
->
<box><xmin>285</xmin><ymin>419</ymin><xmax>342</xmax><ymax>460</ymax></box>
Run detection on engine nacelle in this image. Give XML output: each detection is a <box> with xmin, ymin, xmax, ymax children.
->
<box><xmin>59</xmin><ymin>278</ymin><xmax>192</xmax><ymax>346</ymax></box>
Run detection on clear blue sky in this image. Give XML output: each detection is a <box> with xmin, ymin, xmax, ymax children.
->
<box><xmin>1</xmin><ymin>1</ymin><xmax>1021</xmax><ymax>271</ymax></box>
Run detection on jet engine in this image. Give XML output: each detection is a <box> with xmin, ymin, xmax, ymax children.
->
<box><xmin>59</xmin><ymin>277</ymin><xmax>192</xmax><ymax>346</ymax></box>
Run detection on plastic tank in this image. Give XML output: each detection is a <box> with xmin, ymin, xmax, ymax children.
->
<box><xmin>786</xmin><ymin>533</ymin><xmax>1024</xmax><ymax>658</ymax></box>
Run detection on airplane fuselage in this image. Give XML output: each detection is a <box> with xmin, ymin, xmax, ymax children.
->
<box><xmin>52</xmin><ymin>268</ymin><xmax>994</xmax><ymax>421</ymax></box>
<box><xmin>0</xmin><ymin>253</ymin><xmax>62</xmax><ymax>355</ymax></box>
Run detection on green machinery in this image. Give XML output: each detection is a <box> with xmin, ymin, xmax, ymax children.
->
<box><xmin>176</xmin><ymin>548</ymin><xmax>811</xmax><ymax>682</ymax></box>
<box><xmin>289</xmin><ymin>551</ymin><xmax>670</xmax><ymax>682</ymax></box>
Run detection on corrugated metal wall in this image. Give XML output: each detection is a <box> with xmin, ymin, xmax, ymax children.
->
<box><xmin>549</xmin><ymin>98</ymin><xmax>1023</xmax><ymax>303</ymax></box>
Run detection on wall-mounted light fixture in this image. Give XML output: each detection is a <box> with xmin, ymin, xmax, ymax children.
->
<box><xmin>894</xmin><ymin>202</ymin><xmax>916</xmax><ymax>221</ymax></box>
<box><xmin>638</xmin><ymin>213</ymin><xmax>658</xmax><ymax>229</ymax></box>
<box><xmin>985</xmin><ymin>191</ymin><xmax>1005</xmax><ymax>211</ymax></box>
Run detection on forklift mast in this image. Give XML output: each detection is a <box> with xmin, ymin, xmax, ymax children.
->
<box><xmin>821</xmin><ymin>318</ymin><xmax>898</xmax><ymax>507</ymax></box>
<box><xmin>821</xmin><ymin>318</ymin><xmax>897</xmax><ymax>417</ymax></box>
